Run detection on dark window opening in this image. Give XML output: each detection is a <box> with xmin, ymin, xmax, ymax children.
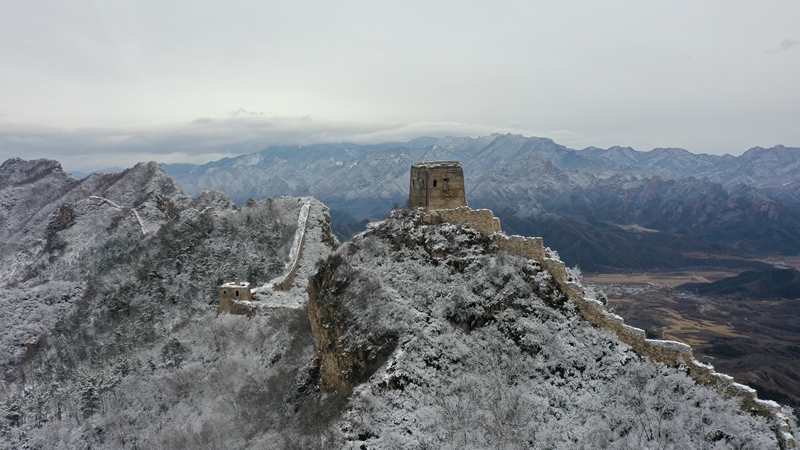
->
<box><xmin>235</xmin><ymin>290</ymin><xmax>240</xmax><ymax>297</ymax></box>
<box><xmin>433</xmin><ymin>179</ymin><xmax>437</xmax><ymax>187</ymax></box>
<box><xmin>223</xmin><ymin>290</ymin><xmax>227</xmax><ymax>295</ymax></box>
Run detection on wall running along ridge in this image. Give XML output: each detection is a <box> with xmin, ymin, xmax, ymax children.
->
<box><xmin>420</xmin><ymin>206</ymin><xmax>796</xmax><ymax>449</ymax></box>
<box><xmin>274</xmin><ymin>200</ymin><xmax>311</xmax><ymax>291</ymax></box>
<box><xmin>223</xmin><ymin>198</ymin><xmax>315</xmax><ymax>317</ymax></box>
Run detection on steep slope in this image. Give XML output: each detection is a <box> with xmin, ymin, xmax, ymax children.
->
<box><xmin>305</xmin><ymin>210</ymin><xmax>787</xmax><ymax>448</ymax></box>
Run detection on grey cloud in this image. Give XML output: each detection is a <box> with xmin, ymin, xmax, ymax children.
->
<box><xmin>0</xmin><ymin>117</ymin><xmax>521</xmax><ymax>173</ymax></box>
<box><xmin>780</xmin><ymin>39</ymin><xmax>800</xmax><ymax>51</ymax></box>
<box><xmin>230</xmin><ymin>109</ymin><xmax>267</xmax><ymax>117</ymax></box>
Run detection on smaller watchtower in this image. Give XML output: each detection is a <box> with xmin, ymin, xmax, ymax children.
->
<box><xmin>409</xmin><ymin>161</ymin><xmax>467</xmax><ymax>210</ymax></box>
<box><xmin>219</xmin><ymin>279</ymin><xmax>252</xmax><ymax>313</ymax></box>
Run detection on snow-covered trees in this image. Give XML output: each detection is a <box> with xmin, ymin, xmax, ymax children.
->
<box><xmin>0</xmin><ymin>185</ymin><xmax>789</xmax><ymax>448</ymax></box>
<box><xmin>0</xmin><ymin>196</ymin><xmax>324</xmax><ymax>448</ymax></box>
<box><xmin>310</xmin><ymin>212</ymin><xmax>780</xmax><ymax>448</ymax></box>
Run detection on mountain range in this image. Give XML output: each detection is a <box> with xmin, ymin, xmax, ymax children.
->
<box><xmin>162</xmin><ymin>134</ymin><xmax>800</xmax><ymax>271</ymax></box>
<box><xmin>1</xmin><ymin>157</ymin><xmax>793</xmax><ymax>448</ymax></box>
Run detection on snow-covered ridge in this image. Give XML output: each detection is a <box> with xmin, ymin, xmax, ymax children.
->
<box><xmin>267</xmin><ymin>198</ymin><xmax>311</xmax><ymax>291</ymax></box>
<box><xmin>388</xmin><ymin>206</ymin><xmax>795</xmax><ymax>448</ymax></box>
<box><xmin>304</xmin><ymin>209</ymin><xmax>786</xmax><ymax>448</ymax></box>
<box><xmin>1</xmin><ymin>160</ymin><xmax>185</xmax><ymax>285</ymax></box>
<box><xmin>571</xmin><ymin>283</ymin><xmax>794</xmax><ymax>447</ymax></box>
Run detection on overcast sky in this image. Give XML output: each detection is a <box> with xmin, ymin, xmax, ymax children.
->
<box><xmin>1</xmin><ymin>1</ymin><xmax>799</xmax><ymax>171</ymax></box>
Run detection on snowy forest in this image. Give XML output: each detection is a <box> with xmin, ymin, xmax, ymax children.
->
<box><xmin>1</xmin><ymin>158</ymin><xmax>797</xmax><ymax>449</ymax></box>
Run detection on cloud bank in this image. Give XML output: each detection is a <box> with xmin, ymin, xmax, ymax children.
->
<box><xmin>0</xmin><ymin>116</ymin><xmax>524</xmax><ymax>172</ymax></box>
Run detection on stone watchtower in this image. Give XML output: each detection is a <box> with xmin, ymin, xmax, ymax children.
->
<box><xmin>408</xmin><ymin>161</ymin><xmax>467</xmax><ymax>210</ymax></box>
<box><xmin>219</xmin><ymin>279</ymin><xmax>252</xmax><ymax>313</ymax></box>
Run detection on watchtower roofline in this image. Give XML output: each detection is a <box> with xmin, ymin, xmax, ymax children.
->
<box><xmin>409</xmin><ymin>161</ymin><xmax>467</xmax><ymax>210</ymax></box>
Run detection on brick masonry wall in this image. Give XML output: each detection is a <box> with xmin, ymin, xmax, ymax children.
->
<box><xmin>409</xmin><ymin>162</ymin><xmax>468</xmax><ymax>210</ymax></box>
<box><xmin>421</xmin><ymin>207</ymin><xmax>501</xmax><ymax>235</ymax></box>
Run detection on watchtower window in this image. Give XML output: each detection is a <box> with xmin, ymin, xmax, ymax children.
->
<box><xmin>433</xmin><ymin>179</ymin><xmax>437</xmax><ymax>187</ymax></box>
<box><xmin>235</xmin><ymin>290</ymin><xmax>240</xmax><ymax>297</ymax></box>
<box><xmin>223</xmin><ymin>290</ymin><xmax>227</xmax><ymax>295</ymax></box>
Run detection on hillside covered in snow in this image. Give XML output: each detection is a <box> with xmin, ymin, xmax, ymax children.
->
<box><xmin>1</xmin><ymin>157</ymin><xmax>796</xmax><ymax>448</ymax></box>
<box><xmin>0</xmin><ymin>158</ymin><xmax>337</xmax><ymax>448</ymax></box>
<box><xmin>305</xmin><ymin>210</ymin><xmax>790</xmax><ymax>448</ymax></box>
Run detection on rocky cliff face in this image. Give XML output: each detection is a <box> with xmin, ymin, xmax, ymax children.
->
<box><xmin>0</xmin><ymin>159</ymin><xmax>194</xmax><ymax>285</ymax></box>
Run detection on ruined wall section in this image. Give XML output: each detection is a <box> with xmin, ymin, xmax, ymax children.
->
<box><xmin>418</xmin><ymin>207</ymin><xmax>574</xmax><ymax>290</ymax></box>
<box><xmin>491</xmin><ymin>233</ymin><xmax>574</xmax><ymax>294</ymax></box>
<box><xmin>421</xmin><ymin>207</ymin><xmax>500</xmax><ymax>235</ymax></box>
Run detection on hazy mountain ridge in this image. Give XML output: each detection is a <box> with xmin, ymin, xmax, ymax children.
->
<box><xmin>472</xmin><ymin>159</ymin><xmax>800</xmax><ymax>253</ymax></box>
<box><xmin>161</xmin><ymin>136</ymin><xmax>800</xmax><ymax>270</ymax></box>
<box><xmin>163</xmin><ymin>134</ymin><xmax>799</xmax><ymax>206</ymax></box>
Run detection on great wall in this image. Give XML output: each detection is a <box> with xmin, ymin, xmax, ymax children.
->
<box><xmin>219</xmin><ymin>161</ymin><xmax>795</xmax><ymax>447</ymax></box>
<box><xmin>219</xmin><ymin>197</ymin><xmax>333</xmax><ymax>315</ymax></box>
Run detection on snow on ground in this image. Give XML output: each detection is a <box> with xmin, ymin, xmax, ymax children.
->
<box><xmin>308</xmin><ymin>212</ymin><xmax>781</xmax><ymax>449</ymax></box>
<box><xmin>0</xmin><ymin>282</ymin><xmax>83</xmax><ymax>373</ymax></box>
